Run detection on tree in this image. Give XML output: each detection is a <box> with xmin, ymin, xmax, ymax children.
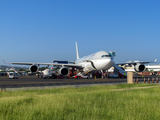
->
<box><xmin>144</xmin><ymin>68</ymin><xmax>149</xmax><ymax>72</ymax></box>
<box><xmin>19</xmin><ymin>68</ymin><xmax>25</xmax><ymax>71</ymax></box>
<box><xmin>39</xmin><ymin>67</ymin><xmax>48</xmax><ymax>71</ymax></box>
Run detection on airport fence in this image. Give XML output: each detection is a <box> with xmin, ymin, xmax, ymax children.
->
<box><xmin>133</xmin><ymin>76</ymin><xmax>160</xmax><ymax>84</ymax></box>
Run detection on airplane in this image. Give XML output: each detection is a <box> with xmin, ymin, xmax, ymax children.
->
<box><xmin>117</xmin><ymin>59</ymin><xmax>157</xmax><ymax>72</ymax></box>
<box><xmin>3</xmin><ymin>42</ymin><xmax>157</xmax><ymax>76</ymax></box>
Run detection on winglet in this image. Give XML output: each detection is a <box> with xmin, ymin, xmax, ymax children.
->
<box><xmin>155</xmin><ymin>59</ymin><xmax>157</xmax><ymax>62</ymax></box>
<box><xmin>76</xmin><ymin>42</ymin><xmax>80</xmax><ymax>59</ymax></box>
<box><xmin>2</xmin><ymin>59</ymin><xmax>6</xmax><ymax>64</ymax></box>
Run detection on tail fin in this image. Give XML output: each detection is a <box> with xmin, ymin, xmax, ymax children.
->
<box><xmin>76</xmin><ymin>42</ymin><xmax>80</xmax><ymax>59</ymax></box>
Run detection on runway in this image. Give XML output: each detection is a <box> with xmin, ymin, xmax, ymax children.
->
<box><xmin>0</xmin><ymin>76</ymin><xmax>127</xmax><ymax>89</ymax></box>
<box><xmin>0</xmin><ymin>75</ymin><xmax>159</xmax><ymax>90</ymax></box>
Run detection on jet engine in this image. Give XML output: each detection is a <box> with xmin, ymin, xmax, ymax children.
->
<box><xmin>134</xmin><ymin>64</ymin><xmax>146</xmax><ymax>72</ymax></box>
<box><xmin>58</xmin><ymin>67</ymin><xmax>69</xmax><ymax>76</ymax></box>
<box><xmin>29</xmin><ymin>65</ymin><xmax>38</xmax><ymax>72</ymax></box>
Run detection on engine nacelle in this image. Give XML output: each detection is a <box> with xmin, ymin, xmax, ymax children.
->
<box><xmin>29</xmin><ymin>65</ymin><xmax>38</xmax><ymax>72</ymax></box>
<box><xmin>58</xmin><ymin>67</ymin><xmax>69</xmax><ymax>76</ymax></box>
<box><xmin>134</xmin><ymin>64</ymin><xmax>146</xmax><ymax>72</ymax></box>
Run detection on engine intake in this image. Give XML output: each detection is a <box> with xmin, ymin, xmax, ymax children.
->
<box><xmin>134</xmin><ymin>64</ymin><xmax>145</xmax><ymax>72</ymax></box>
<box><xmin>29</xmin><ymin>65</ymin><xmax>38</xmax><ymax>72</ymax></box>
<box><xmin>59</xmin><ymin>67</ymin><xmax>69</xmax><ymax>76</ymax></box>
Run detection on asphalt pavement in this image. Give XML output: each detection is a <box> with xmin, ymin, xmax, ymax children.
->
<box><xmin>0</xmin><ymin>75</ymin><xmax>159</xmax><ymax>90</ymax></box>
<box><xmin>0</xmin><ymin>76</ymin><xmax>127</xmax><ymax>89</ymax></box>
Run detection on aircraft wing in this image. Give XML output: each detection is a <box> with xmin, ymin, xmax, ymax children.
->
<box><xmin>3</xmin><ymin>60</ymin><xmax>83</xmax><ymax>69</ymax></box>
<box><xmin>117</xmin><ymin>59</ymin><xmax>157</xmax><ymax>66</ymax></box>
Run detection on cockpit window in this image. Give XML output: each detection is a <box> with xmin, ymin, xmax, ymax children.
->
<box><xmin>101</xmin><ymin>55</ymin><xmax>112</xmax><ymax>58</ymax></box>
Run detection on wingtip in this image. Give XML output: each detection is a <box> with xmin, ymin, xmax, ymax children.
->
<box><xmin>2</xmin><ymin>59</ymin><xmax>6</xmax><ymax>64</ymax></box>
<box><xmin>155</xmin><ymin>59</ymin><xmax>157</xmax><ymax>62</ymax></box>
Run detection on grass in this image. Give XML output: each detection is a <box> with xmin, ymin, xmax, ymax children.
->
<box><xmin>0</xmin><ymin>84</ymin><xmax>160</xmax><ymax>120</ymax></box>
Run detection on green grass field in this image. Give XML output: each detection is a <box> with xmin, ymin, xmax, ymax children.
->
<box><xmin>0</xmin><ymin>84</ymin><xmax>160</xmax><ymax>120</ymax></box>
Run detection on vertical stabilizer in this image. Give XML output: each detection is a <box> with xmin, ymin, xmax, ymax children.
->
<box><xmin>76</xmin><ymin>42</ymin><xmax>80</xmax><ymax>59</ymax></box>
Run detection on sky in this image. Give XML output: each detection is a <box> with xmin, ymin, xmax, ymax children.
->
<box><xmin>0</xmin><ymin>0</ymin><xmax>160</xmax><ymax>66</ymax></box>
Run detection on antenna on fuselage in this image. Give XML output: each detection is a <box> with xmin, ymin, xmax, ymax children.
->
<box><xmin>76</xmin><ymin>42</ymin><xmax>80</xmax><ymax>59</ymax></box>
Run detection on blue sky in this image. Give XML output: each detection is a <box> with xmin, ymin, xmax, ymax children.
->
<box><xmin>0</xmin><ymin>0</ymin><xmax>160</xmax><ymax>66</ymax></box>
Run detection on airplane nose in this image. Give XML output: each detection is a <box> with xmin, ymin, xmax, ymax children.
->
<box><xmin>94</xmin><ymin>58</ymin><xmax>114</xmax><ymax>70</ymax></box>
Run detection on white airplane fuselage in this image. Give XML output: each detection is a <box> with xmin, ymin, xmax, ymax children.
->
<box><xmin>75</xmin><ymin>51</ymin><xmax>114</xmax><ymax>72</ymax></box>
